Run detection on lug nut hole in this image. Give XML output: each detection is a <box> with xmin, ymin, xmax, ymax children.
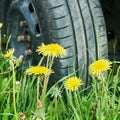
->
<box><xmin>36</xmin><ymin>23</ymin><xmax>41</xmax><ymax>34</ymax></box>
<box><xmin>29</xmin><ymin>2</ymin><xmax>34</xmax><ymax>12</ymax></box>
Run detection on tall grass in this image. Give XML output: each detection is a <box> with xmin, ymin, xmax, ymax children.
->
<box><xmin>0</xmin><ymin>56</ymin><xmax>119</xmax><ymax>120</ymax></box>
<box><xmin>0</xmin><ymin>26</ymin><xmax>120</xmax><ymax>120</ymax></box>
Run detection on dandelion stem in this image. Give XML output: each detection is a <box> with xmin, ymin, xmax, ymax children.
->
<box><xmin>41</xmin><ymin>56</ymin><xmax>54</xmax><ymax>106</ymax></box>
<box><xmin>74</xmin><ymin>92</ymin><xmax>83</xmax><ymax>120</ymax></box>
<box><xmin>37</xmin><ymin>77</ymin><xmax>40</xmax><ymax>102</ymax></box>
<box><xmin>12</xmin><ymin>62</ymin><xmax>18</xmax><ymax>119</ymax></box>
<box><xmin>0</xmin><ymin>30</ymin><xmax>2</xmax><ymax>50</ymax></box>
<box><xmin>41</xmin><ymin>75</ymin><xmax>49</xmax><ymax>106</ymax></box>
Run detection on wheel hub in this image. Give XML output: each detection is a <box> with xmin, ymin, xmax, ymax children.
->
<box><xmin>7</xmin><ymin>0</ymin><xmax>41</xmax><ymax>67</ymax></box>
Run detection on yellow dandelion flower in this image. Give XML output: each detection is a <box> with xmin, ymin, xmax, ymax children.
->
<box><xmin>89</xmin><ymin>59</ymin><xmax>112</xmax><ymax>77</ymax></box>
<box><xmin>36</xmin><ymin>43</ymin><xmax>66</xmax><ymax>57</ymax></box>
<box><xmin>64</xmin><ymin>77</ymin><xmax>83</xmax><ymax>91</ymax></box>
<box><xmin>3</xmin><ymin>48</ymin><xmax>15</xmax><ymax>58</ymax></box>
<box><xmin>25</xmin><ymin>66</ymin><xmax>53</xmax><ymax>76</ymax></box>
<box><xmin>0</xmin><ymin>23</ymin><xmax>3</xmax><ymax>29</ymax></box>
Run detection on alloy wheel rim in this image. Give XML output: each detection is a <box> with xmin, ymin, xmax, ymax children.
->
<box><xmin>7</xmin><ymin>0</ymin><xmax>41</xmax><ymax>67</ymax></box>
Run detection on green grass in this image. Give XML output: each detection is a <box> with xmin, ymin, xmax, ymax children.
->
<box><xmin>0</xmin><ymin>29</ymin><xmax>120</xmax><ymax>120</ymax></box>
<box><xmin>0</xmin><ymin>53</ymin><xmax>120</xmax><ymax>120</ymax></box>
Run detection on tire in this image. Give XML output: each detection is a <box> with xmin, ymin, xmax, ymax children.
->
<box><xmin>34</xmin><ymin>0</ymin><xmax>108</xmax><ymax>87</ymax></box>
<box><xmin>0</xmin><ymin>0</ymin><xmax>108</xmax><ymax>87</ymax></box>
<box><xmin>0</xmin><ymin>0</ymin><xmax>12</xmax><ymax>34</ymax></box>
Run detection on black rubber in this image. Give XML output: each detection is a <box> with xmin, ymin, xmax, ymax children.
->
<box><xmin>33</xmin><ymin>0</ymin><xmax>108</xmax><ymax>86</ymax></box>
<box><xmin>0</xmin><ymin>0</ymin><xmax>12</xmax><ymax>34</ymax></box>
<box><xmin>0</xmin><ymin>0</ymin><xmax>108</xmax><ymax>87</ymax></box>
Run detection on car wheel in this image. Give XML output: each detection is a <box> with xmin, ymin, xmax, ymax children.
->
<box><xmin>0</xmin><ymin>0</ymin><xmax>108</xmax><ymax>87</ymax></box>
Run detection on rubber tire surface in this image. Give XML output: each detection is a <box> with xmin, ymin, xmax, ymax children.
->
<box><xmin>33</xmin><ymin>0</ymin><xmax>108</xmax><ymax>87</ymax></box>
<box><xmin>0</xmin><ymin>0</ymin><xmax>108</xmax><ymax>87</ymax></box>
<box><xmin>0</xmin><ymin>0</ymin><xmax>12</xmax><ymax>36</ymax></box>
